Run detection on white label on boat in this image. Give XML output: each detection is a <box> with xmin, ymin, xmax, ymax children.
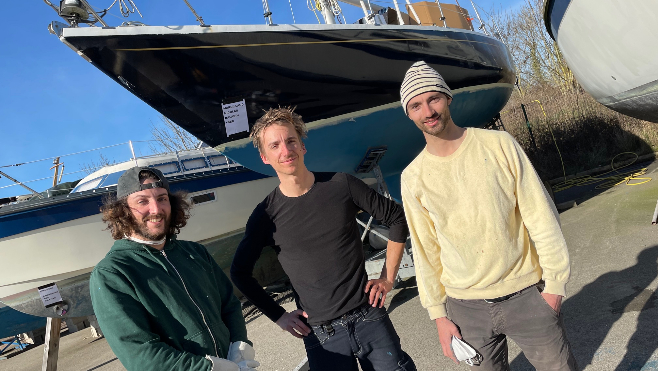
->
<box><xmin>222</xmin><ymin>100</ymin><xmax>249</xmax><ymax>136</ymax></box>
<box><xmin>37</xmin><ymin>283</ymin><xmax>64</xmax><ymax>308</ymax></box>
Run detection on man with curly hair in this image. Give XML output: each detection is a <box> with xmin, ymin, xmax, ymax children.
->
<box><xmin>231</xmin><ymin>107</ymin><xmax>416</xmax><ymax>371</ymax></box>
<box><xmin>90</xmin><ymin>166</ymin><xmax>259</xmax><ymax>371</ymax></box>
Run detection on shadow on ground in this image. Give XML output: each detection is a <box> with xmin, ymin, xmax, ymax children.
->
<box><xmin>87</xmin><ymin>357</ymin><xmax>118</xmax><ymax>371</ymax></box>
<box><xmin>388</xmin><ymin>278</ymin><xmax>418</xmax><ymax>314</ymax></box>
<box><xmin>510</xmin><ymin>245</ymin><xmax>658</xmax><ymax>370</ymax></box>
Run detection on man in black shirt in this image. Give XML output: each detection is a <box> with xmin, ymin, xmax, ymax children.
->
<box><xmin>231</xmin><ymin>108</ymin><xmax>416</xmax><ymax>371</ymax></box>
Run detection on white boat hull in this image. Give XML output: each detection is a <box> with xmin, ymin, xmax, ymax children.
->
<box><xmin>545</xmin><ymin>0</ymin><xmax>658</xmax><ymax>122</ymax></box>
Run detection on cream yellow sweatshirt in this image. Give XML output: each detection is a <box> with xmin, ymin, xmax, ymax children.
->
<box><xmin>401</xmin><ymin>128</ymin><xmax>570</xmax><ymax>320</ymax></box>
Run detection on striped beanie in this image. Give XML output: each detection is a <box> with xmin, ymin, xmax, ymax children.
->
<box><xmin>400</xmin><ymin>61</ymin><xmax>452</xmax><ymax>115</ymax></box>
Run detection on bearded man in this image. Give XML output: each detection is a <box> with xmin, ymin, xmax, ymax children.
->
<box><xmin>400</xmin><ymin>61</ymin><xmax>577</xmax><ymax>370</ymax></box>
<box><xmin>90</xmin><ymin>166</ymin><xmax>259</xmax><ymax>371</ymax></box>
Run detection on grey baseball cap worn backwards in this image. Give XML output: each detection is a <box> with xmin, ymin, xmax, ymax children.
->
<box><xmin>117</xmin><ymin>166</ymin><xmax>170</xmax><ymax>199</ymax></box>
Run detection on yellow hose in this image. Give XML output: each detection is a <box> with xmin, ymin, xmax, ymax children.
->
<box><xmin>553</xmin><ymin>152</ymin><xmax>652</xmax><ymax>193</ymax></box>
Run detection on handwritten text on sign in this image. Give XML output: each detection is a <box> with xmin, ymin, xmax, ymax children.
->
<box><xmin>37</xmin><ymin>283</ymin><xmax>64</xmax><ymax>308</ymax></box>
<box><xmin>222</xmin><ymin>100</ymin><xmax>249</xmax><ymax>136</ymax></box>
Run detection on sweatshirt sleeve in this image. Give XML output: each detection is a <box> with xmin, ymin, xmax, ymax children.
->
<box><xmin>230</xmin><ymin>203</ymin><xmax>286</xmax><ymax>323</ymax></box>
<box><xmin>505</xmin><ymin>134</ymin><xmax>571</xmax><ymax>296</ymax></box>
<box><xmin>344</xmin><ymin>173</ymin><xmax>409</xmax><ymax>242</ymax></box>
<box><xmin>401</xmin><ymin>176</ymin><xmax>447</xmax><ymax>319</ymax></box>
<box><xmin>90</xmin><ymin>267</ymin><xmax>212</xmax><ymax>371</ymax></box>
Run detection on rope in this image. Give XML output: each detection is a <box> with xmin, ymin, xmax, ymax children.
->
<box><xmin>104</xmin><ymin>0</ymin><xmax>143</xmax><ymax>18</ymax></box>
<box><xmin>533</xmin><ymin>99</ymin><xmax>566</xmax><ymax>182</ymax></box>
<box><xmin>0</xmin><ymin>143</ymin><xmax>131</xmax><ymax>169</ymax></box>
<box><xmin>552</xmin><ymin>152</ymin><xmax>652</xmax><ymax>193</ymax></box>
<box><xmin>0</xmin><ymin>169</ymin><xmax>89</xmax><ymax>190</ymax></box>
<box><xmin>307</xmin><ymin>0</ymin><xmax>322</xmax><ymax>23</ymax></box>
<box><xmin>0</xmin><ymin>140</ymin><xmax>161</xmax><ymax>169</ymax></box>
<box><xmin>288</xmin><ymin>0</ymin><xmax>296</xmax><ymax>23</ymax></box>
<box><xmin>330</xmin><ymin>0</ymin><xmax>347</xmax><ymax>24</ymax></box>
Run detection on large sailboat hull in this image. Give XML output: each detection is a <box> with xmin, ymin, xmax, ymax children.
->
<box><xmin>544</xmin><ymin>0</ymin><xmax>658</xmax><ymax>122</ymax></box>
<box><xmin>56</xmin><ymin>23</ymin><xmax>516</xmax><ymax>194</ymax></box>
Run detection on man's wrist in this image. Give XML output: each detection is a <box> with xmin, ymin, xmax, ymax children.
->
<box><xmin>378</xmin><ymin>275</ymin><xmax>394</xmax><ymax>284</ymax></box>
<box><xmin>428</xmin><ymin>304</ymin><xmax>448</xmax><ymax>319</ymax></box>
<box><xmin>543</xmin><ymin>279</ymin><xmax>567</xmax><ymax>297</ymax></box>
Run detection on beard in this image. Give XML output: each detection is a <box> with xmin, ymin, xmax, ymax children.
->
<box><xmin>132</xmin><ymin>213</ymin><xmax>170</xmax><ymax>241</ymax></box>
<box><xmin>416</xmin><ymin>109</ymin><xmax>452</xmax><ymax>137</ymax></box>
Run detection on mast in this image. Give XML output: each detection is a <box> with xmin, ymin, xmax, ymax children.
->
<box><xmin>319</xmin><ymin>0</ymin><xmax>336</xmax><ymax>24</ymax></box>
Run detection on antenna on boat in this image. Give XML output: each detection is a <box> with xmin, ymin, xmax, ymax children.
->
<box><xmin>50</xmin><ymin>157</ymin><xmax>65</xmax><ymax>187</ymax></box>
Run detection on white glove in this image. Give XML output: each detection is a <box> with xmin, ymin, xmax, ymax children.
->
<box><xmin>451</xmin><ymin>336</ymin><xmax>483</xmax><ymax>366</ymax></box>
<box><xmin>227</xmin><ymin>341</ymin><xmax>260</xmax><ymax>370</ymax></box>
<box><xmin>206</xmin><ymin>355</ymin><xmax>239</xmax><ymax>371</ymax></box>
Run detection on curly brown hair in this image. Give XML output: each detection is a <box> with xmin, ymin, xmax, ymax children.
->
<box><xmin>250</xmin><ymin>107</ymin><xmax>308</xmax><ymax>153</ymax></box>
<box><xmin>100</xmin><ymin>190</ymin><xmax>192</xmax><ymax>240</ymax></box>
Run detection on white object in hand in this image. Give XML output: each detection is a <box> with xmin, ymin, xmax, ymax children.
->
<box><xmin>228</xmin><ymin>341</ymin><xmax>260</xmax><ymax>370</ymax></box>
<box><xmin>206</xmin><ymin>355</ymin><xmax>240</xmax><ymax>371</ymax></box>
<box><xmin>450</xmin><ymin>336</ymin><xmax>483</xmax><ymax>366</ymax></box>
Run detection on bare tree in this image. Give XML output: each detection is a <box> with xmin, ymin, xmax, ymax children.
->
<box><xmin>493</xmin><ymin>0</ymin><xmax>576</xmax><ymax>91</ymax></box>
<box><xmin>79</xmin><ymin>116</ymin><xmax>198</xmax><ymax>175</ymax></box>
<box><xmin>149</xmin><ymin>116</ymin><xmax>199</xmax><ymax>154</ymax></box>
<box><xmin>80</xmin><ymin>153</ymin><xmax>117</xmax><ymax>175</ymax></box>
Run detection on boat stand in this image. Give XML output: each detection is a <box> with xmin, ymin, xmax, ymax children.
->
<box><xmin>354</xmin><ymin>147</ymin><xmax>415</xmax><ymax>285</ymax></box>
<box><xmin>0</xmin><ymin>335</ymin><xmax>29</xmax><ymax>356</ymax></box>
<box><xmin>483</xmin><ymin>113</ymin><xmax>506</xmax><ymax>131</ymax></box>
<box><xmin>42</xmin><ymin>317</ymin><xmax>62</xmax><ymax>371</ymax></box>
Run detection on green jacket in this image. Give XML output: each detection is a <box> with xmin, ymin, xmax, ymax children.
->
<box><xmin>90</xmin><ymin>237</ymin><xmax>249</xmax><ymax>371</ymax></box>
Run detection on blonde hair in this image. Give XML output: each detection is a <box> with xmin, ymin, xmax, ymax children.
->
<box><xmin>250</xmin><ymin>107</ymin><xmax>308</xmax><ymax>153</ymax></box>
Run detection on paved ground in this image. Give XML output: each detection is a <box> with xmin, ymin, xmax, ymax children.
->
<box><xmin>2</xmin><ymin>160</ymin><xmax>658</xmax><ymax>370</ymax></box>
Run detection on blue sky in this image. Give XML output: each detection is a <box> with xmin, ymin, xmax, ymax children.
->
<box><xmin>0</xmin><ymin>0</ymin><xmax>520</xmax><ymax>198</ymax></box>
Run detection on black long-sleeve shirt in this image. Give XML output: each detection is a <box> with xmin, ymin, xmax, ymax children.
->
<box><xmin>231</xmin><ymin>172</ymin><xmax>408</xmax><ymax>325</ymax></box>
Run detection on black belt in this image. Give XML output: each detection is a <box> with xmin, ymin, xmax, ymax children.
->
<box><xmin>315</xmin><ymin>303</ymin><xmax>370</xmax><ymax>332</ymax></box>
<box><xmin>483</xmin><ymin>285</ymin><xmax>534</xmax><ymax>303</ymax></box>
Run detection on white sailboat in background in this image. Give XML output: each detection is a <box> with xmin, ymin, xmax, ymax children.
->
<box><xmin>0</xmin><ymin>143</ymin><xmax>281</xmax><ymax>318</ymax></box>
<box><xmin>543</xmin><ymin>0</ymin><xmax>658</xmax><ymax>123</ymax></box>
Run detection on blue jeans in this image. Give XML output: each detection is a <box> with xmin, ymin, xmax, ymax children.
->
<box><xmin>302</xmin><ymin>304</ymin><xmax>416</xmax><ymax>371</ymax></box>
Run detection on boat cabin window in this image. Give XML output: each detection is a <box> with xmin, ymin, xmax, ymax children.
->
<box><xmin>73</xmin><ymin>176</ymin><xmax>105</xmax><ymax>193</ymax></box>
<box><xmin>208</xmin><ymin>155</ymin><xmax>229</xmax><ymax>167</ymax></box>
<box><xmin>182</xmin><ymin>158</ymin><xmax>208</xmax><ymax>171</ymax></box>
<box><xmin>151</xmin><ymin>162</ymin><xmax>180</xmax><ymax>175</ymax></box>
<box><xmin>100</xmin><ymin>171</ymin><xmax>125</xmax><ymax>188</ymax></box>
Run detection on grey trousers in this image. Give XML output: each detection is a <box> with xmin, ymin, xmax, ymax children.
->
<box><xmin>446</xmin><ymin>285</ymin><xmax>578</xmax><ymax>371</ymax></box>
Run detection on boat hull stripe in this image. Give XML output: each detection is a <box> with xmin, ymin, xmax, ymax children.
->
<box><xmin>0</xmin><ymin>169</ymin><xmax>269</xmax><ymax>240</ymax></box>
<box><xmin>115</xmin><ymin>37</ymin><xmax>500</xmax><ymax>52</ymax></box>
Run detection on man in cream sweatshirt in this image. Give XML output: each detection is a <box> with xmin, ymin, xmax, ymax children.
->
<box><xmin>400</xmin><ymin>61</ymin><xmax>577</xmax><ymax>370</ymax></box>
